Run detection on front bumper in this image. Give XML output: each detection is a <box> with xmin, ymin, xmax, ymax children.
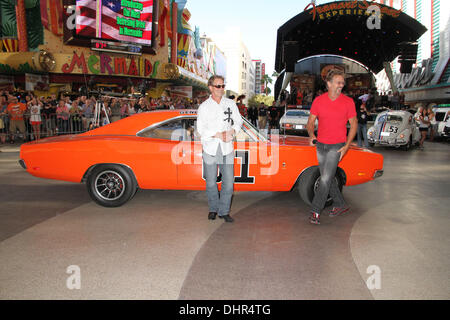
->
<box><xmin>368</xmin><ymin>138</ymin><xmax>408</xmax><ymax>146</ymax></box>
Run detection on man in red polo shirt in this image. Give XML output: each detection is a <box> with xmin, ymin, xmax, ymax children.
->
<box><xmin>306</xmin><ymin>69</ymin><xmax>357</xmax><ymax>225</ymax></box>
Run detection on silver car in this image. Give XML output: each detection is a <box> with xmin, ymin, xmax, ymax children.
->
<box><xmin>279</xmin><ymin>109</ymin><xmax>317</xmax><ymax>134</ymax></box>
<box><xmin>367</xmin><ymin>110</ymin><xmax>421</xmax><ymax>151</ymax></box>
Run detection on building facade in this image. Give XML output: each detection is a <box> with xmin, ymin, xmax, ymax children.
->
<box><xmin>374</xmin><ymin>0</ymin><xmax>450</xmax><ymax>104</ymax></box>
<box><xmin>0</xmin><ymin>0</ymin><xmax>226</xmax><ymax>101</ymax></box>
<box><xmin>252</xmin><ymin>59</ymin><xmax>266</xmax><ymax>95</ymax></box>
<box><xmin>214</xmin><ymin>28</ymin><xmax>256</xmax><ymax>103</ymax></box>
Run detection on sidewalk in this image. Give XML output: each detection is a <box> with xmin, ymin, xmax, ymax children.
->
<box><xmin>0</xmin><ymin>141</ymin><xmax>23</xmax><ymax>153</ymax></box>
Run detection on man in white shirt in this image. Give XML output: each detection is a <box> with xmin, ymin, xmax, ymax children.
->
<box><xmin>197</xmin><ymin>75</ymin><xmax>243</xmax><ymax>223</ymax></box>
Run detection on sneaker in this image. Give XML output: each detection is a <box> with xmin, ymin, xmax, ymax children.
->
<box><xmin>309</xmin><ymin>212</ymin><xmax>320</xmax><ymax>225</ymax></box>
<box><xmin>329</xmin><ymin>206</ymin><xmax>350</xmax><ymax>217</ymax></box>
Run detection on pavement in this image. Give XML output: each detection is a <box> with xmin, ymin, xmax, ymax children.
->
<box><xmin>0</xmin><ymin>140</ymin><xmax>449</xmax><ymax>300</ymax></box>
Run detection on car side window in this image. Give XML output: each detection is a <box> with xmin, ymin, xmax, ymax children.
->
<box><xmin>184</xmin><ymin>118</ymin><xmax>200</xmax><ymax>141</ymax></box>
<box><xmin>138</xmin><ymin>119</ymin><xmax>184</xmax><ymax>141</ymax></box>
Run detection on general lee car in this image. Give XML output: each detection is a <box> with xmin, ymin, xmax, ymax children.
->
<box><xmin>19</xmin><ymin>110</ymin><xmax>384</xmax><ymax>207</ymax></box>
<box><xmin>367</xmin><ymin>110</ymin><xmax>420</xmax><ymax>151</ymax></box>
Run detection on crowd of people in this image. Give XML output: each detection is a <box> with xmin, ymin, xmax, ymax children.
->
<box><xmin>0</xmin><ymin>87</ymin><xmax>441</xmax><ymax>147</ymax></box>
<box><xmin>0</xmin><ymin>89</ymin><xmax>206</xmax><ymax>144</ymax></box>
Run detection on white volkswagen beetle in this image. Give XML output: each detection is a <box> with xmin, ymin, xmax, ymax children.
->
<box><xmin>367</xmin><ymin>110</ymin><xmax>420</xmax><ymax>151</ymax></box>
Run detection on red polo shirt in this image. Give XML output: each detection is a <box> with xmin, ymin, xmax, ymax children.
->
<box><xmin>310</xmin><ymin>93</ymin><xmax>356</xmax><ymax>144</ymax></box>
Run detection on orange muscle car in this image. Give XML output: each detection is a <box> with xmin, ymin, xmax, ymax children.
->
<box><xmin>19</xmin><ymin>110</ymin><xmax>383</xmax><ymax>207</ymax></box>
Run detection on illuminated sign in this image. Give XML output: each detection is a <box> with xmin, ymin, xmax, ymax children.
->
<box><xmin>61</xmin><ymin>51</ymin><xmax>160</xmax><ymax>77</ymax></box>
<box><xmin>75</xmin><ymin>0</ymin><xmax>153</xmax><ymax>46</ymax></box>
<box><xmin>305</xmin><ymin>0</ymin><xmax>401</xmax><ymax>21</ymax></box>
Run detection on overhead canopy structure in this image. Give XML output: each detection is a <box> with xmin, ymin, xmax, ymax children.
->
<box><xmin>274</xmin><ymin>0</ymin><xmax>427</xmax><ymax>98</ymax></box>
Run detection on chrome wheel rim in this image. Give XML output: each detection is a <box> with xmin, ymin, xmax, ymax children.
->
<box><xmin>94</xmin><ymin>170</ymin><xmax>125</xmax><ymax>201</ymax></box>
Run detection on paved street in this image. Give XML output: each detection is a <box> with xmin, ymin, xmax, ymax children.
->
<box><xmin>0</xmin><ymin>140</ymin><xmax>449</xmax><ymax>299</ymax></box>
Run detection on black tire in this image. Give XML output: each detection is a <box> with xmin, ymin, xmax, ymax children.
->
<box><xmin>87</xmin><ymin>164</ymin><xmax>137</xmax><ymax>207</ymax></box>
<box><xmin>298</xmin><ymin>167</ymin><xmax>343</xmax><ymax>207</ymax></box>
<box><xmin>368</xmin><ymin>142</ymin><xmax>375</xmax><ymax>147</ymax></box>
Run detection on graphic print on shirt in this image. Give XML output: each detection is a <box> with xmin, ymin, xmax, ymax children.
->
<box><xmin>224</xmin><ymin>107</ymin><xmax>234</xmax><ymax>126</ymax></box>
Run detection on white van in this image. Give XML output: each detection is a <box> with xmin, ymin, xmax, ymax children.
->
<box><xmin>432</xmin><ymin>106</ymin><xmax>450</xmax><ymax>138</ymax></box>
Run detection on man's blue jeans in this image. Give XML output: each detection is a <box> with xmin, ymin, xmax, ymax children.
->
<box><xmin>203</xmin><ymin>146</ymin><xmax>235</xmax><ymax>216</ymax></box>
<box><xmin>311</xmin><ymin>142</ymin><xmax>347</xmax><ymax>214</ymax></box>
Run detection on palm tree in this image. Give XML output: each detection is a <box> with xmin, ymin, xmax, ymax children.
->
<box><xmin>261</xmin><ymin>74</ymin><xmax>273</xmax><ymax>95</ymax></box>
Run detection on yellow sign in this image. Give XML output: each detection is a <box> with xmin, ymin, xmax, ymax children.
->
<box><xmin>306</xmin><ymin>0</ymin><xmax>402</xmax><ymax>21</ymax></box>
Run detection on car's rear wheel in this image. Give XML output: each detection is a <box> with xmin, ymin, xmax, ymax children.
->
<box><xmin>87</xmin><ymin>164</ymin><xmax>137</xmax><ymax>207</ymax></box>
<box><xmin>402</xmin><ymin>136</ymin><xmax>412</xmax><ymax>151</ymax></box>
<box><xmin>298</xmin><ymin>167</ymin><xmax>343</xmax><ymax>207</ymax></box>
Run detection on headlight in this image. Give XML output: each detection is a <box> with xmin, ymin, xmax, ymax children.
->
<box><xmin>399</xmin><ymin>134</ymin><xmax>405</xmax><ymax>139</ymax></box>
<box><xmin>369</xmin><ymin>131</ymin><xmax>373</xmax><ymax>136</ymax></box>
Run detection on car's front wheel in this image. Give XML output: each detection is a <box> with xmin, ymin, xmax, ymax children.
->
<box><xmin>298</xmin><ymin>167</ymin><xmax>343</xmax><ymax>207</ymax></box>
<box><xmin>87</xmin><ymin>164</ymin><xmax>137</xmax><ymax>207</ymax></box>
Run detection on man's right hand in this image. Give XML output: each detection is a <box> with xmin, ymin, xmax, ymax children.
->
<box><xmin>308</xmin><ymin>136</ymin><xmax>317</xmax><ymax>146</ymax></box>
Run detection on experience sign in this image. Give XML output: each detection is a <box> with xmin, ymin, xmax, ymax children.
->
<box><xmin>305</xmin><ymin>0</ymin><xmax>401</xmax><ymax>21</ymax></box>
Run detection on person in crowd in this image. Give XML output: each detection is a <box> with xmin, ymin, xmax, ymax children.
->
<box><xmin>296</xmin><ymin>90</ymin><xmax>304</xmax><ymax>106</ymax></box>
<box><xmin>268</xmin><ymin>101</ymin><xmax>279</xmax><ymax>133</ymax></box>
<box><xmin>415</xmin><ymin>104</ymin><xmax>433</xmax><ymax>149</ymax></box>
<box><xmin>427</xmin><ymin>103</ymin><xmax>438</xmax><ymax>142</ymax></box>
<box><xmin>258</xmin><ymin>102</ymin><xmax>268</xmax><ymax>130</ymax></box>
<box><xmin>56</xmin><ymin>99</ymin><xmax>70</xmax><ymax>135</ymax></box>
<box><xmin>100</xmin><ymin>101</ymin><xmax>112</xmax><ymax>126</ymax></box>
<box><xmin>42</xmin><ymin>97</ymin><xmax>56</xmax><ymax>137</ymax></box>
<box><xmin>6</xmin><ymin>95</ymin><xmax>27</xmax><ymax>143</ymax></box>
<box><xmin>120</xmin><ymin>101</ymin><xmax>129</xmax><ymax>118</ymax></box>
<box><xmin>127</xmin><ymin>100</ymin><xmax>137</xmax><ymax>116</ymax></box>
<box><xmin>356</xmin><ymin>101</ymin><xmax>369</xmax><ymax>148</ymax></box>
<box><xmin>28</xmin><ymin>97</ymin><xmax>43</xmax><ymax>140</ymax></box>
<box><xmin>236</xmin><ymin>95</ymin><xmax>247</xmax><ymax>118</ymax></box>
<box><xmin>304</xmin><ymin>91</ymin><xmax>313</xmax><ymax>108</ymax></box>
<box><xmin>82</xmin><ymin>98</ymin><xmax>95</xmax><ymax>131</ymax></box>
<box><xmin>306</xmin><ymin>69</ymin><xmax>357</xmax><ymax>225</ymax></box>
<box><xmin>197</xmin><ymin>75</ymin><xmax>243</xmax><ymax>223</ymax></box>
<box><xmin>0</xmin><ymin>94</ymin><xmax>9</xmax><ymax>144</ymax></box>
<box><xmin>69</xmin><ymin>100</ymin><xmax>83</xmax><ymax>133</ymax></box>
<box><xmin>110</xmin><ymin>98</ymin><xmax>122</xmax><ymax>123</ymax></box>
<box><xmin>248</xmin><ymin>105</ymin><xmax>258</xmax><ymax>127</ymax></box>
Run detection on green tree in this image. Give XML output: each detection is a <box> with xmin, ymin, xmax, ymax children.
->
<box><xmin>0</xmin><ymin>0</ymin><xmax>43</xmax><ymax>50</ymax></box>
<box><xmin>248</xmin><ymin>94</ymin><xmax>274</xmax><ymax>107</ymax></box>
<box><xmin>261</xmin><ymin>74</ymin><xmax>273</xmax><ymax>95</ymax></box>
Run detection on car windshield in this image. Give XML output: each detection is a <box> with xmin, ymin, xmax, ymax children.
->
<box><xmin>241</xmin><ymin>117</ymin><xmax>267</xmax><ymax>142</ymax></box>
<box><xmin>286</xmin><ymin>110</ymin><xmax>309</xmax><ymax>117</ymax></box>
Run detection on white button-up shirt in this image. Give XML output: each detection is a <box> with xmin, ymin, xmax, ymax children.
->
<box><xmin>197</xmin><ymin>96</ymin><xmax>243</xmax><ymax>156</ymax></box>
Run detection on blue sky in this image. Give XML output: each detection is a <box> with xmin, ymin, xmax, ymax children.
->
<box><xmin>186</xmin><ymin>0</ymin><xmax>323</xmax><ymax>81</ymax></box>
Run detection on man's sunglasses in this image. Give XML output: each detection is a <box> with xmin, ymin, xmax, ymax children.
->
<box><xmin>211</xmin><ymin>84</ymin><xmax>226</xmax><ymax>89</ymax></box>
